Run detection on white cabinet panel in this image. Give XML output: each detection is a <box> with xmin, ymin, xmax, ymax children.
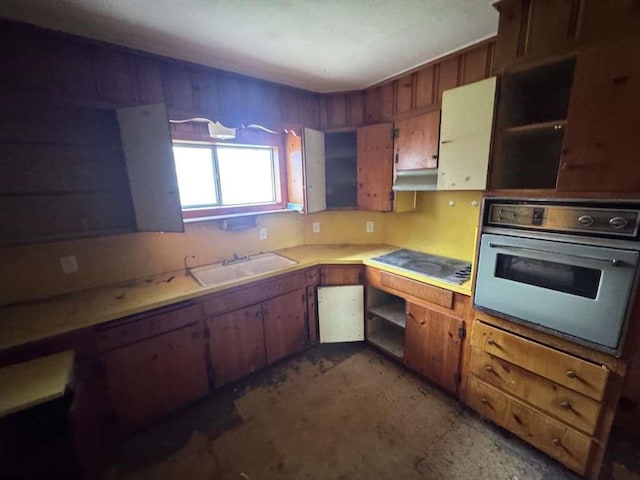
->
<box><xmin>302</xmin><ymin>127</ymin><xmax>326</xmax><ymax>214</ymax></box>
<box><xmin>318</xmin><ymin>286</ymin><xmax>364</xmax><ymax>343</ymax></box>
<box><xmin>438</xmin><ymin>77</ymin><xmax>497</xmax><ymax>191</ymax></box>
<box><xmin>117</xmin><ymin>103</ymin><xmax>184</xmax><ymax>232</ymax></box>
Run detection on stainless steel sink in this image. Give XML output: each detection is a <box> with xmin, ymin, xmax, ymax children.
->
<box><xmin>189</xmin><ymin>253</ymin><xmax>298</xmax><ymax>287</ymax></box>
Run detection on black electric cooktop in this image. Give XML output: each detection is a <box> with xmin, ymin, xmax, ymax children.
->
<box><xmin>371</xmin><ymin>249</ymin><xmax>472</xmax><ymax>285</ymax></box>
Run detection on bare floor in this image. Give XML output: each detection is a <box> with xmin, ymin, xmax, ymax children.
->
<box><xmin>105</xmin><ymin>344</ymin><xmax>640</xmax><ymax>480</ymax></box>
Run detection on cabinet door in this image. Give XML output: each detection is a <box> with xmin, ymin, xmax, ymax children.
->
<box><xmin>404</xmin><ymin>301</ymin><xmax>463</xmax><ymax>395</ymax></box>
<box><xmin>206</xmin><ymin>304</ymin><xmax>266</xmax><ymax>388</ymax></box>
<box><xmin>307</xmin><ymin>285</ymin><xmax>319</xmax><ymax>344</ymax></box>
<box><xmin>557</xmin><ymin>36</ymin><xmax>640</xmax><ymax>192</ymax></box>
<box><xmin>303</xmin><ymin>128</ymin><xmax>326</xmax><ymax>213</ymax></box>
<box><xmin>395</xmin><ymin>111</ymin><xmax>440</xmax><ymax>170</ymax></box>
<box><xmin>357</xmin><ymin>123</ymin><xmax>394</xmax><ymax>211</ymax></box>
<box><xmin>263</xmin><ymin>289</ymin><xmax>308</xmax><ymax>364</ymax></box>
<box><xmin>285</xmin><ymin>129</ymin><xmax>326</xmax><ymax>214</ymax></box>
<box><xmin>116</xmin><ymin>103</ymin><xmax>184</xmax><ymax>232</ymax></box>
<box><xmin>438</xmin><ymin>77</ymin><xmax>496</xmax><ymax>190</ymax></box>
<box><xmin>101</xmin><ymin>324</ymin><xmax>208</xmax><ymax>431</ymax></box>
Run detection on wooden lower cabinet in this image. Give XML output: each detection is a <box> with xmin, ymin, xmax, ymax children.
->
<box><xmin>404</xmin><ymin>301</ymin><xmax>464</xmax><ymax>395</ymax></box>
<box><xmin>207</xmin><ymin>287</ymin><xmax>309</xmax><ymax>386</ymax></box>
<box><xmin>320</xmin><ymin>265</ymin><xmax>363</xmax><ymax>285</ymax></box>
<box><xmin>263</xmin><ymin>289</ymin><xmax>308</xmax><ymax>364</ymax></box>
<box><xmin>101</xmin><ymin>324</ymin><xmax>209</xmax><ymax>432</ymax></box>
<box><xmin>468</xmin><ymin>376</ymin><xmax>593</xmax><ymax>475</ymax></box>
<box><xmin>306</xmin><ymin>285</ymin><xmax>319</xmax><ymax>343</ymax></box>
<box><xmin>207</xmin><ymin>304</ymin><xmax>266</xmax><ymax>388</ymax></box>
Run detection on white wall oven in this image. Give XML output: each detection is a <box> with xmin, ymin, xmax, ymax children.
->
<box><xmin>474</xmin><ymin>198</ymin><xmax>640</xmax><ymax>356</ymax></box>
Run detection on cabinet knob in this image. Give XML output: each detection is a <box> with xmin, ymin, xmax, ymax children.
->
<box><xmin>480</xmin><ymin>397</ymin><xmax>489</xmax><ymax>405</ymax></box>
<box><xmin>487</xmin><ymin>338</ymin><xmax>497</xmax><ymax>346</ymax></box>
<box><xmin>560</xmin><ymin>401</ymin><xmax>572</xmax><ymax>410</ymax></box>
<box><xmin>484</xmin><ymin>365</ymin><xmax>494</xmax><ymax>373</ymax></box>
<box><xmin>552</xmin><ymin>438</ymin><xmax>561</xmax><ymax>446</ymax></box>
<box><xmin>566</xmin><ymin>370</ymin><xmax>577</xmax><ymax>379</ymax></box>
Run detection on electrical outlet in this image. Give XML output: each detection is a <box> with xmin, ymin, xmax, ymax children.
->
<box><xmin>259</xmin><ymin>227</ymin><xmax>268</xmax><ymax>240</ymax></box>
<box><xmin>60</xmin><ymin>255</ymin><xmax>78</xmax><ymax>274</ymax></box>
<box><xmin>312</xmin><ymin>222</ymin><xmax>320</xmax><ymax>233</ymax></box>
<box><xmin>366</xmin><ymin>221</ymin><xmax>375</xmax><ymax>233</ymax></box>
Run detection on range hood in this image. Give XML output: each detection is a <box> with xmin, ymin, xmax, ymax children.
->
<box><xmin>392</xmin><ymin>168</ymin><xmax>438</xmax><ymax>191</ymax></box>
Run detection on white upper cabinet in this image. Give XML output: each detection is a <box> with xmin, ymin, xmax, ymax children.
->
<box><xmin>437</xmin><ymin>77</ymin><xmax>497</xmax><ymax>191</ymax></box>
<box><xmin>117</xmin><ymin>103</ymin><xmax>184</xmax><ymax>232</ymax></box>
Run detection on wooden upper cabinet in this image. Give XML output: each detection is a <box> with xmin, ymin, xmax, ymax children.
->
<box><xmin>557</xmin><ymin>36</ymin><xmax>640</xmax><ymax>192</ymax></box>
<box><xmin>357</xmin><ymin>123</ymin><xmax>394</xmax><ymax>211</ymax></box>
<box><xmin>493</xmin><ymin>0</ymin><xmax>582</xmax><ymax>72</ymax></box>
<box><xmin>404</xmin><ymin>301</ymin><xmax>464</xmax><ymax>395</ymax></box>
<box><xmin>437</xmin><ymin>77</ymin><xmax>497</xmax><ymax>191</ymax></box>
<box><xmin>94</xmin><ymin>48</ymin><xmax>137</xmax><ymax>106</ymax></box>
<box><xmin>286</xmin><ymin>128</ymin><xmax>326</xmax><ymax>214</ymax></box>
<box><xmin>580</xmin><ymin>0</ymin><xmax>640</xmax><ymax>44</ymax></box>
<box><xmin>394</xmin><ymin>111</ymin><xmax>440</xmax><ymax>170</ymax></box>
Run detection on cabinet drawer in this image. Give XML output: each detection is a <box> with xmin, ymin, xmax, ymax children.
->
<box><xmin>203</xmin><ymin>272</ymin><xmax>305</xmax><ymax>316</ymax></box>
<box><xmin>320</xmin><ymin>265</ymin><xmax>363</xmax><ymax>285</ymax></box>
<box><xmin>380</xmin><ymin>271</ymin><xmax>453</xmax><ymax>309</ymax></box>
<box><xmin>471</xmin><ymin>321</ymin><xmax>609</xmax><ymax>401</ymax></box>
<box><xmin>469</xmin><ymin>347</ymin><xmax>601</xmax><ymax>435</ymax></box>
<box><xmin>468</xmin><ymin>376</ymin><xmax>593</xmax><ymax>475</ymax></box>
<box><xmin>96</xmin><ymin>303</ymin><xmax>203</xmax><ymax>352</ymax></box>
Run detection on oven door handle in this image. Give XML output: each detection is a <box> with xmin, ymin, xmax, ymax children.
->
<box><xmin>488</xmin><ymin>242</ymin><xmax>625</xmax><ymax>266</ymax></box>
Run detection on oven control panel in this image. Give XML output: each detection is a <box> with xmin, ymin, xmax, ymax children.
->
<box><xmin>487</xmin><ymin>203</ymin><xmax>640</xmax><ymax>237</ymax></box>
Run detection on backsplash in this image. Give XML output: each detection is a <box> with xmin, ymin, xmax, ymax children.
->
<box><xmin>1</xmin><ymin>193</ymin><xmax>482</xmax><ymax>305</ymax></box>
<box><xmin>385</xmin><ymin>191</ymin><xmax>482</xmax><ymax>261</ymax></box>
<box><xmin>0</xmin><ymin>212</ymin><xmax>304</xmax><ymax>305</ymax></box>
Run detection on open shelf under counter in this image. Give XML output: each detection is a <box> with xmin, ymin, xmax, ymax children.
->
<box><xmin>367</xmin><ymin>297</ymin><xmax>406</xmax><ymax>329</ymax></box>
<box><xmin>367</xmin><ymin>315</ymin><xmax>404</xmax><ymax>361</ymax></box>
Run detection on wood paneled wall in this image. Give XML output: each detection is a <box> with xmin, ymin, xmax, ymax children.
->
<box><xmin>0</xmin><ymin>21</ymin><xmax>320</xmax><ymax>130</ymax></box>
<box><xmin>319</xmin><ymin>39</ymin><xmax>496</xmax><ymax>130</ymax></box>
<box><xmin>0</xmin><ymin>20</ymin><xmax>495</xmax><ymax>133</ymax></box>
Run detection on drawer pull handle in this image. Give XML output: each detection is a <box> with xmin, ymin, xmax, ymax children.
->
<box><xmin>484</xmin><ymin>366</ymin><xmax>495</xmax><ymax>373</ymax></box>
<box><xmin>487</xmin><ymin>338</ymin><xmax>497</xmax><ymax>346</ymax></box>
<box><xmin>560</xmin><ymin>401</ymin><xmax>572</xmax><ymax>410</ymax></box>
<box><xmin>552</xmin><ymin>438</ymin><xmax>561</xmax><ymax>446</ymax></box>
<box><xmin>480</xmin><ymin>397</ymin><xmax>489</xmax><ymax>405</ymax></box>
<box><xmin>566</xmin><ymin>370</ymin><xmax>577</xmax><ymax>379</ymax></box>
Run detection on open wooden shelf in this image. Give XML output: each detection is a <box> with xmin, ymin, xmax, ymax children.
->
<box><xmin>367</xmin><ymin>315</ymin><xmax>404</xmax><ymax>361</ymax></box>
<box><xmin>368</xmin><ymin>298</ymin><xmax>406</xmax><ymax>329</ymax></box>
<box><xmin>504</xmin><ymin>120</ymin><xmax>566</xmax><ymax>135</ymax></box>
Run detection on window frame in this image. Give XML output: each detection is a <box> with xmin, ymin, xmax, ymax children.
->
<box><xmin>172</xmin><ymin>134</ymin><xmax>288</xmax><ymax>220</ymax></box>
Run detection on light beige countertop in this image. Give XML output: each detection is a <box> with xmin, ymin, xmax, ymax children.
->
<box><xmin>0</xmin><ymin>244</ymin><xmax>473</xmax><ymax>352</ymax></box>
<box><xmin>0</xmin><ymin>350</ymin><xmax>74</xmax><ymax>418</ymax></box>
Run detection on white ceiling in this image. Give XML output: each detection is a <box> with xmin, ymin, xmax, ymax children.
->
<box><xmin>0</xmin><ymin>0</ymin><xmax>498</xmax><ymax>93</ymax></box>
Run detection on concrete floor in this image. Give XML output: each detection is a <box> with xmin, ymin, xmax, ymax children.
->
<box><xmin>104</xmin><ymin>344</ymin><xmax>640</xmax><ymax>480</ymax></box>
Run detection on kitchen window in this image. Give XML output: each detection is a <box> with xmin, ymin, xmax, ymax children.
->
<box><xmin>172</xmin><ymin>141</ymin><xmax>286</xmax><ymax>219</ymax></box>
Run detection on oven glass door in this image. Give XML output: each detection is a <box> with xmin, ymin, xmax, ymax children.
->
<box><xmin>474</xmin><ymin>233</ymin><xmax>639</xmax><ymax>351</ymax></box>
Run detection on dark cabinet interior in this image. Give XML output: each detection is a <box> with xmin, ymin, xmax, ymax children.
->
<box><xmin>324</xmin><ymin>131</ymin><xmax>357</xmax><ymax>209</ymax></box>
<box><xmin>491</xmin><ymin>57</ymin><xmax>576</xmax><ymax>190</ymax></box>
<box><xmin>0</xmin><ymin>103</ymin><xmax>136</xmax><ymax>244</ymax></box>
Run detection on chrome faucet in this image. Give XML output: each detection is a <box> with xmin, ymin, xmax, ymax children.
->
<box><xmin>184</xmin><ymin>255</ymin><xmax>195</xmax><ymax>275</ymax></box>
<box><xmin>222</xmin><ymin>252</ymin><xmax>251</xmax><ymax>266</ymax></box>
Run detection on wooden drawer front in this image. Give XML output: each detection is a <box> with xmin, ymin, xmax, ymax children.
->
<box><xmin>305</xmin><ymin>268</ymin><xmax>319</xmax><ymax>286</ymax></box>
<box><xmin>469</xmin><ymin>348</ymin><xmax>601</xmax><ymax>435</ymax></box>
<box><xmin>471</xmin><ymin>321</ymin><xmax>609</xmax><ymax>401</ymax></box>
<box><xmin>320</xmin><ymin>265</ymin><xmax>363</xmax><ymax>285</ymax></box>
<box><xmin>380</xmin><ymin>271</ymin><xmax>453</xmax><ymax>309</ymax></box>
<box><xmin>96</xmin><ymin>303</ymin><xmax>203</xmax><ymax>352</ymax></box>
<box><xmin>468</xmin><ymin>377</ymin><xmax>593</xmax><ymax>475</ymax></box>
<box><xmin>203</xmin><ymin>272</ymin><xmax>305</xmax><ymax>316</ymax></box>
